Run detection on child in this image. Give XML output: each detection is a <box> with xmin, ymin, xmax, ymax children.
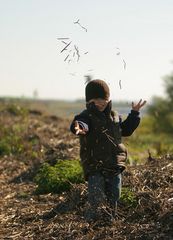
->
<box><xmin>70</xmin><ymin>79</ymin><xmax>146</xmax><ymax>221</ymax></box>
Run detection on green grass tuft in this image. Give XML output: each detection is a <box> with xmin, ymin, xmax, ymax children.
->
<box><xmin>120</xmin><ymin>187</ymin><xmax>138</xmax><ymax>207</ymax></box>
<box><xmin>34</xmin><ymin>160</ymin><xmax>84</xmax><ymax>194</ymax></box>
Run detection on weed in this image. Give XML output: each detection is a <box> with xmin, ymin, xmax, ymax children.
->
<box><xmin>6</xmin><ymin>103</ymin><xmax>28</xmax><ymax>116</ymax></box>
<box><xmin>0</xmin><ymin>139</ymin><xmax>11</xmax><ymax>155</ymax></box>
<box><xmin>34</xmin><ymin>160</ymin><xmax>84</xmax><ymax>194</ymax></box>
<box><xmin>120</xmin><ymin>187</ymin><xmax>137</xmax><ymax>207</ymax></box>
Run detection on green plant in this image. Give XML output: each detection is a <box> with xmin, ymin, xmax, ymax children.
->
<box><xmin>0</xmin><ymin>139</ymin><xmax>11</xmax><ymax>155</ymax></box>
<box><xmin>123</xmin><ymin>115</ymin><xmax>173</xmax><ymax>163</ymax></box>
<box><xmin>0</xmin><ymin>133</ymin><xmax>24</xmax><ymax>156</ymax></box>
<box><xmin>120</xmin><ymin>187</ymin><xmax>137</xmax><ymax>207</ymax></box>
<box><xmin>34</xmin><ymin>160</ymin><xmax>84</xmax><ymax>194</ymax></box>
<box><xmin>0</xmin><ymin>122</ymin><xmax>29</xmax><ymax>156</ymax></box>
<box><xmin>6</xmin><ymin>103</ymin><xmax>28</xmax><ymax>116</ymax></box>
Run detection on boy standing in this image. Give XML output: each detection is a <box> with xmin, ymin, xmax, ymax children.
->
<box><xmin>70</xmin><ymin>79</ymin><xmax>146</xmax><ymax>221</ymax></box>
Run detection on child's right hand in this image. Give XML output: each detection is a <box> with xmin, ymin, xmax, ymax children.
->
<box><xmin>74</xmin><ymin>121</ymin><xmax>88</xmax><ymax>135</ymax></box>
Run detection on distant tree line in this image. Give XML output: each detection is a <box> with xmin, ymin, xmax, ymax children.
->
<box><xmin>148</xmin><ymin>66</ymin><xmax>173</xmax><ymax>134</ymax></box>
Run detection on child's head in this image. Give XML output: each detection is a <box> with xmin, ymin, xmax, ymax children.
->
<box><xmin>85</xmin><ymin>79</ymin><xmax>110</xmax><ymax>111</ymax></box>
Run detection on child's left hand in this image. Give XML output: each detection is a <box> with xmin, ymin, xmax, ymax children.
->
<box><xmin>132</xmin><ymin>99</ymin><xmax>147</xmax><ymax>112</ymax></box>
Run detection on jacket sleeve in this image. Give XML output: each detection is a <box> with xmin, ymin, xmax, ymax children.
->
<box><xmin>120</xmin><ymin>110</ymin><xmax>140</xmax><ymax>137</ymax></box>
<box><xmin>70</xmin><ymin>110</ymin><xmax>90</xmax><ymax>135</ymax></box>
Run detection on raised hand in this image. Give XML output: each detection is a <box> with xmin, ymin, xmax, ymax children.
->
<box><xmin>74</xmin><ymin>121</ymin><xmax>87</xmax><ymax>135</ymax></box>
<box><xmin>132</xmin><ymin>99</ymin><xmax>147</xmax><ymax>112</ymax></box>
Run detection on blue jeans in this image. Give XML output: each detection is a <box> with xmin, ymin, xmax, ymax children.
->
<box><xmin>88</xmin><ymin>172</ymin><xmax>122</xmax><ymax>211</ymax></box>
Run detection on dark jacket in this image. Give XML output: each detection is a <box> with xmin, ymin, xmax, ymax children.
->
<box><xmin>70</xmin><ymin>101</ymin><xmax>140</xmax><ymax>180</ymax></box>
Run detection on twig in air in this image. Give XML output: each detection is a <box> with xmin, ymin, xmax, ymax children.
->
<box><xmin>116</xmin><ymin>47</ymin><xmax>120</xmax><ymax>55</ymax></box>
<box><xmin>74</xmin><ymin>45</ymin><xmax>80</xmax><ymax>61</ymax></box>
<box><xmin>57</xmin><ymin>37</ymin><xmax>70</xmax><ymax>40</ymax></box>
<box><xmin>74</xmin><ymin>19</ymin><xmax>80</xmax><ymax>24</ymax></box>
<box><xmin>123</xmin><ymin>59</ymin><xmax>126</xmax><ymax>70</ymax></box>
<box><xmin>79</xmin><ymin>24</ymin><xmax>87</xmax><ymax>32</ymax></box>
<box><xmin>64</xmin><ymin>54</ymin><xmax>69</xmax><ymax>62</ymax></box>
<box><xmin>61</xmin><ymin>41</ymin><xmax>68</xmax><ymax>45</ymax></box>
<box><xmin>60</xmin><ymin>41</ymin><xmax>72</xmax><ymax>53</ymax></box>
<box><xmin>102</xmin><ymin>129</ymin><xmax>118</xmax><ymax>147</ymax></box>
<box><xmin>74</xmin><ymin>19</ymin><xmax>87</xmax><ymax>32</ymax></box>
<box><xmin>84</xmin><ymin>75</ymin><xmax>92</xmax><ymax>84</ymax></box>
<box><xmin>119</xmin><ymin>80</ymin><xmax>122</xmax><ymax>89</ymax></box>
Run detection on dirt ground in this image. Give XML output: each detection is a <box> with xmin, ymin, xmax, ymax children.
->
<box><xmin>0</xmin><ymin>108</ymin><xmax>173</xmax><ymax>240</ymax></box>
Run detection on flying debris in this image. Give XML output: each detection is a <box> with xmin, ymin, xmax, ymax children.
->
<box><xmin>74</xmin><ymin>19</ymin><xmax>87</xmax><ymax>32</ymax></box>
<box><xmin>60</xmin><ymin>41</ymin><xmax>72</xmax><ymax>53</ymax></box>
<box><xmin>123</xmin><ymin>59</ymin><xmax>126</xmax><ymax>70</ymax></box>
<box><xmin>64</xmin><ymin>54</ymin><xmax>69</xmax><ymax>62</ymax></box>
<box><xmin>119</xmin><ymin>80</ymin><xmax>122</xmax><ymax>89</ymax></box>
<box><xmin>84</xmin><ymin>75</ymin><xmax>92</xmax><ymax>84</ymax></box>
<box><xmin>74</xmin><ymin>45</ymin><xmax>80</xmax><ymax>61</ymax></box>
<box><xmin>74</xmin><ymin>19</ymin><xmax>80</xmax><ymax>24</ymax></box>
<box><xmin>116</xmin><ymin>47</ymin><xmax>120</xmax><ymax>55</ymax></box>
<box><xmin>57</xmin><ymin>37</ymin><xmax>70</xmax><ymax>40</ymax></box>
<box><xmin>61</xmin><ymin>41</ymin><xmax>68</xmax><ymax>45</ymax></box>
<box><xmin>102</xmin><ymin>129</ymin><xmax>118</xmax><ymax>148</ymax></box>
<box><xmin>57</xmin><ymin>20</ymin><xmax>89</xmax><ymax>64</ymax></box>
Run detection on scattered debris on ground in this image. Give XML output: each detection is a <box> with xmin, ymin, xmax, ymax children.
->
<box><xmin>0</xmin><ymin>106</ymin><xmax>172</xmax><ymax>239</ymax></box>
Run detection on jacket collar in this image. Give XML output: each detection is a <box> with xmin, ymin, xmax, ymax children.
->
<box><xmin>86</xmin><ymin>100</ymin><xmax>112</xmax><ymax>118</ymax></box>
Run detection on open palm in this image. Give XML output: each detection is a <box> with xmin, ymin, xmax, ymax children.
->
<box><xmin>132</xmin><ymin>99</ymin><xmax>147</xmax><ymax>111</ymax></box>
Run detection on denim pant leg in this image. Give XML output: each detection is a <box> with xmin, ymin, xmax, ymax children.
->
<box><xmin>105</xmin><ymin>174</ymin><xmax>122</xmax><ymax>210</ymax></box>
<box><xmin>88</xmin><ymin>173</ymin><xmax>106</xmax><ymax>208</ymax></box>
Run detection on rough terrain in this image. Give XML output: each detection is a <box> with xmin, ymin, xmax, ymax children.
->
<box><xmin>0</xmin><ymin>106</ymin><xmax>173</xmax><ymax>239</ymax></box>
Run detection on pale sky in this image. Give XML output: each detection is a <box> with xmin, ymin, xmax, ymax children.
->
<box><xmin>0</xmin><ymin>0</ymin><xmax>173</xmax><ymax>102</ymax></box>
